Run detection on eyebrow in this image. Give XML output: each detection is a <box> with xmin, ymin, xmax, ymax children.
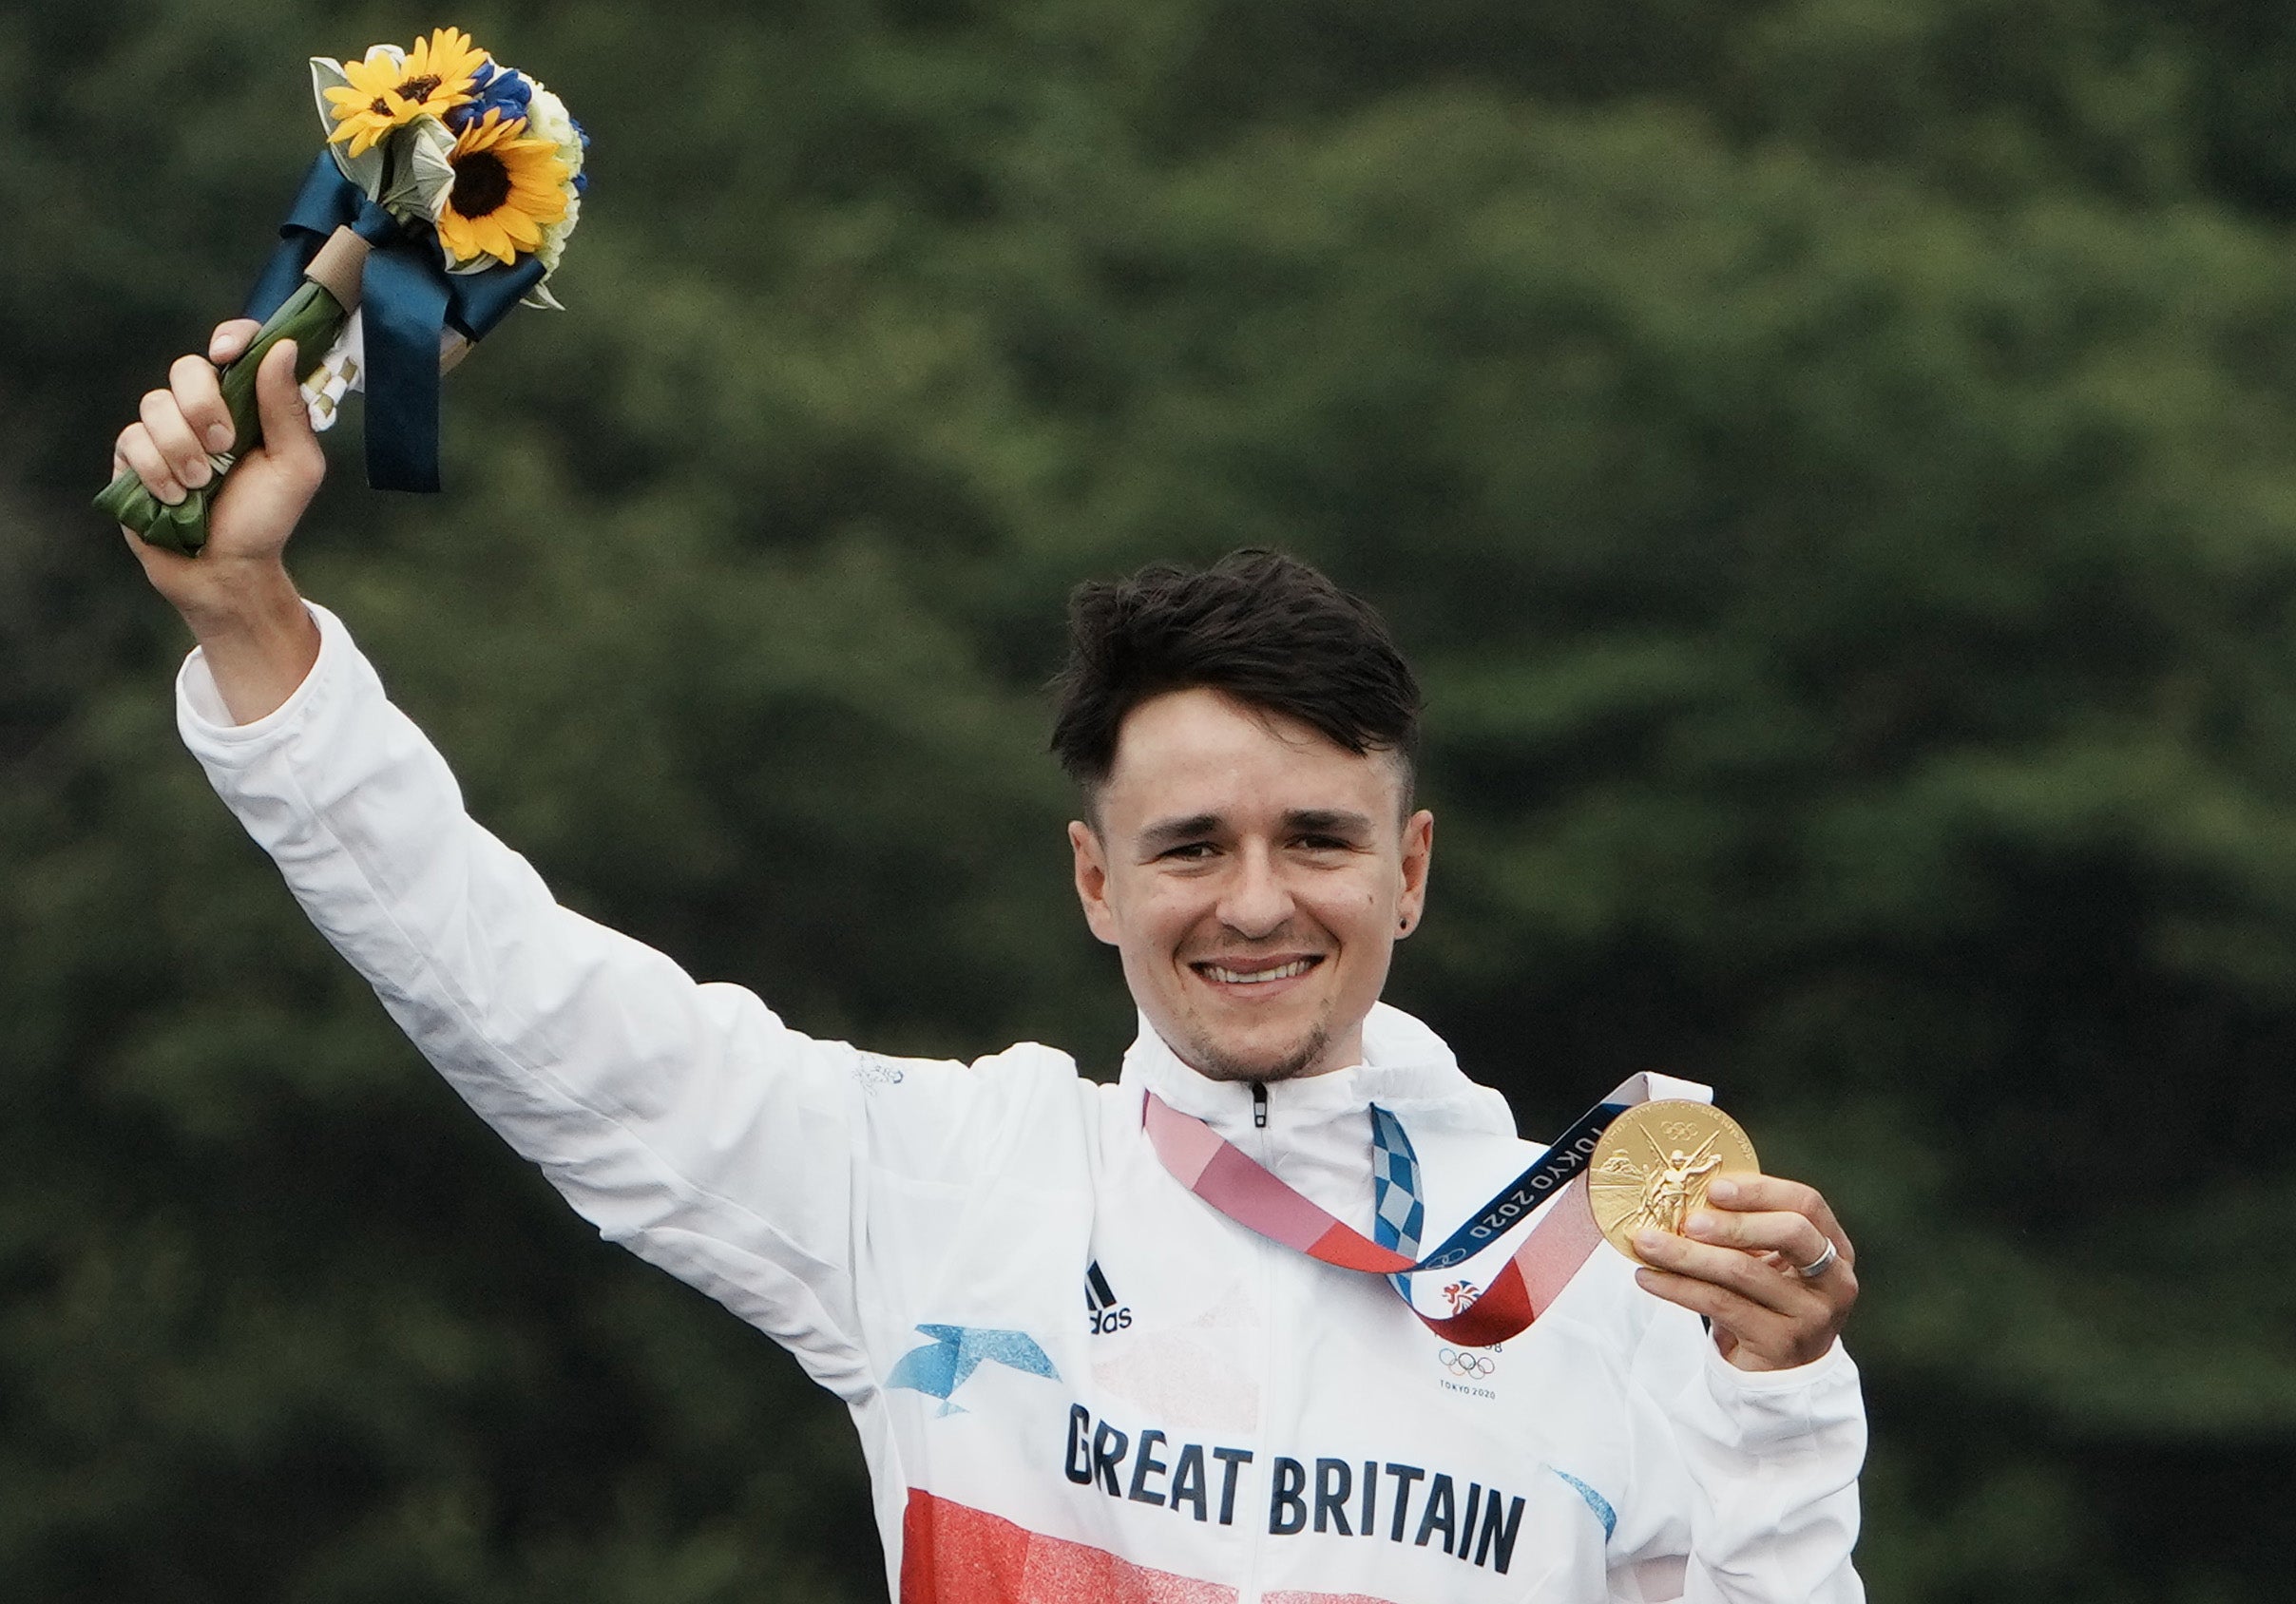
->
<box><xmin>1135</xmin><ymin>808</ymin><xmax>1378</xmax><ymax>853</ymax></box>
<box><xmin>1283</xmin><ymin>808</ymin><xmax>1376</xmax><ymax>838</ymax></box>
<box><xmin>1138</xmin><ymin>812</ymin><xmax>1224</xmax><ymax>854</ymax></box>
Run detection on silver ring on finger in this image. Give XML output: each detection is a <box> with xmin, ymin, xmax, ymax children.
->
<box><xmin>1793</xmin><ymin>1240</ymin><xmax>1839</xmax><ymax>1279</ymax></box>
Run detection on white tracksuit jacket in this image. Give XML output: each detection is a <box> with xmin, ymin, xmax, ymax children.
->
<box><xmin>178</xmin><ymin>603</ymin><xmax>1866</xmax><ymax>1604</ymax></box>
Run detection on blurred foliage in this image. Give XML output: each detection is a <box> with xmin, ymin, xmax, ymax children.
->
<box><xmin>6</xmin><ymin>0</ymin><xmax>2296</xmax><ymax>1599</ymax></box>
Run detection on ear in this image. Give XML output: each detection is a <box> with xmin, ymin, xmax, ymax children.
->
<box><xmin>1395</xmin><ymin>808</ymin><xmax>1434</xmax><ymax>937</ymax></box>
<box><xmin>1070</xmin><ymin>819</ymin><xmax>1120</xmax><ymax>945</ymax></box>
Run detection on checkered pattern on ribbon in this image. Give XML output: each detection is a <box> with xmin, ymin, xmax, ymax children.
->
<box><xmin>1368</xmin><ymin>1105</ymin><xmax>1425</xmax><ymax>1296</ymax></box>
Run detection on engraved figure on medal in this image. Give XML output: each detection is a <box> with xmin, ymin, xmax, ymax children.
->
<box><xmin>1632</xmin><ymin>1138</ymin><xmax>1724</xmax><ymax>1235</ymax></box>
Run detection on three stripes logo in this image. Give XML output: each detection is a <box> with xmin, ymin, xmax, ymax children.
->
<box><xmin>1084</xmin><ymin>1261</ymin><xmax>1132</xmax><ymax>1335</ymax></box>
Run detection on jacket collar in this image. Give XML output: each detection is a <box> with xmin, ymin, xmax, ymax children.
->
<box><xmin>1117</xmin><ymin>1002</ymin><xmax>1517</xmax><ymax>1147</ymax></box>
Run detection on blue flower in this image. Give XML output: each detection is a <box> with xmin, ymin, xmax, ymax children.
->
<box><xmin>446</xmin><ymin>60</ymin><xmax>532</xmax><ymax>134</ymax></box>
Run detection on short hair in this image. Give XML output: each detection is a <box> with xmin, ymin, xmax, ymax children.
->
<box><xmin>1049</xmin><ymin>549</ymin><xmax>1423</xmax><ymax>808</ymax></box>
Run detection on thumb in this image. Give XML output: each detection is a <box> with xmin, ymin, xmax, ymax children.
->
<box><xmin>251</xmin><ymin>337</ymin><xmax>322</xmax><ymax>474</ymax></box>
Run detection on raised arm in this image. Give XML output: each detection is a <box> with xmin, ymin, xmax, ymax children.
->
<box><xmin>113</xmin><ymin>330</ymin><xmax>1077</xmax><ymax>1400</ymax></box>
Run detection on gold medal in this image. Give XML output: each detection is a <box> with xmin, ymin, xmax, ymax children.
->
<box><xmin>1587</xmin><ymin>1101</ymin><xmax>1761</xmax><ymax>1265</ymax></box>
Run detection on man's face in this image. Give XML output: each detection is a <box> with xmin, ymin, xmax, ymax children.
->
<box><xmin>1069</xmin><ymin>687</ymin><xmax>1433</xmax><ymax>1082</ymax></box>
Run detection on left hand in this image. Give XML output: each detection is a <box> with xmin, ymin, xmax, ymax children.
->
<box><xmin>1631</xmin><ymin>1174</ymin><xmax>1858</xmax><ymax>1371</ymax></box>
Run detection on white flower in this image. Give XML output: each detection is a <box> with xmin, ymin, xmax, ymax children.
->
<box><xmin>517</xmin><ymin>80</ymin><xmax>586</xmax><ymax>304</ymax></box>
<box><xmin>524</xmin><ymin>82</ymin><xmax>585</xmax><ymax>181</ymax></box>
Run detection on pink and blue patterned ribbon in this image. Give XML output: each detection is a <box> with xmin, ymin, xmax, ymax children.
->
<box><xmin>1144</xmin><ymin>1071</ymin><xmax>1708</xmax><ymax>1346</ymax></box>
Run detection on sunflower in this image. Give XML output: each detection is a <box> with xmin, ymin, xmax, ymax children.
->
<box><xmin>436</xmin><ymin>109</ymin><xmax>572</xmax><ymax>267</ymax></box>
<box><xmin>323</xmin><ymin>28</ymin><xmax>488</xmax><ymax>159</ymax></box>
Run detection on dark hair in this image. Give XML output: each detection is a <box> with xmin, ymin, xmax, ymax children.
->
<box><xmin>1049</xmin><ymin>549</ymin><xmax>1422</xmax><ymax>802</ymax></box>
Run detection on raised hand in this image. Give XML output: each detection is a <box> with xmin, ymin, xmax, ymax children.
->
<box><xmin>113</xmin><ymin>318</ymin><xmax>325</xmax><ymax>722</ymax></box>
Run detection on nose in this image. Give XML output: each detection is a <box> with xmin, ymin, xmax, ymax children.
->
<box><xmin>1216</xmin><ymin>843</ymin><xmax>1294</xmax><ymax>939</ymax></box>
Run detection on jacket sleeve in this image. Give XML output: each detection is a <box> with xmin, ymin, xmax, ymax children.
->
<box><xmin>1607</xmin><ymin>1306</ymin><xmax>1867</xmax><ymax>1604</ymax></box>
<box><xmin>176</xmin><ymin>602</ymin><xmax>1059</xmax><ymax>1402</ymax></box>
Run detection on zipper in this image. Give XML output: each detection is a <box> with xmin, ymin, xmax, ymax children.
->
<box><xmin>1244</xmin><ymin>1081</ymin><xmax>1276</xmax><ymax>1603</ymax></box>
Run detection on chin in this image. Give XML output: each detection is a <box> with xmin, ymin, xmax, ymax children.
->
<box><xmin>1182</xmin><ymin>1022</ymin><xmax>1330</xmax><ymax>1084</ymax></box>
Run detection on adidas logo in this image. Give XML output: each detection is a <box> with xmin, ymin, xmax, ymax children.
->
<box><xmin>1085</xmin><ymin>1260</ymin><xmax>1132</xmax><ymax>1335</ymax></box>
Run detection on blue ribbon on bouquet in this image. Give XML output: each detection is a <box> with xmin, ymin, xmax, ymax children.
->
<box><xmin>244</xmin><ymin>152</ymin><xmax>545</xmax><ymax>493</ymax></box>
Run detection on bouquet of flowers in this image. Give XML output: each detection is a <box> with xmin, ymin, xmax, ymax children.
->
<box><xmin>96</xmin><ymin>27</ymin><xmax>590</xmax><ymax>555</ymax></box>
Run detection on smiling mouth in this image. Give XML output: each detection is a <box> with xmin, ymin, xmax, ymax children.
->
<box><xmin>1195</xmin><ymin>957</ymin><xmax>1322</xmax><ymax>985</ymax></box>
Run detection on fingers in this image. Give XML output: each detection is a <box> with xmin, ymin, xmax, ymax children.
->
<box><xmin>114</xmin><ymin>419</ymin><xmax>187</xmax><ymax>506</ymax></box>
<box><xmin>119</xmin><ymin>344</ymin><xmax>239</xmax><ymax>505</ymax></box>
<box><xmin>1706</xmin><ymin>1174</ymin><xmax>1854</xmax><ymax>1270</ymax></box>
<box><xmin>1682</xmin><ymin>1204</ymin><xmax>1832</xmax><ymax>1271</ymax></box>
<box><xmin>250</xmin><ymin>337</ymin><xmax>322</xmax><ymax>479</ymax></box>
<box><xmin>209</xmin><ymin>318</ymin><xmax>262</xmax><ymax>366</ymax></box>
<box><xmin>140</xmin><ymin>376</ymin><xmax>215</xmax><ymax>491</ymax></box>
<box><xmin>170</xmin><ymin>353</ymin><xmax>235</xmax><ymax>455</ymax></box>
<box><xmin>1635</xmin><ymin>1227</ymin><xmax>1824</xmax><ymax>1320</ymax></box>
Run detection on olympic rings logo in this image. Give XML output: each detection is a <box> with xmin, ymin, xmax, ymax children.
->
<box><xmin>1439</xmin><ymin>1346</ymin><xmax>1498</xmax><ymax>1379</ymax></box>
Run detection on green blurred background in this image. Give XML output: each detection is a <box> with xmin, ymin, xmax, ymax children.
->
<box><xmin>7</xmin><ymin>1</ymin><xmax>2296</xmax><ymax>1598</ymax></box>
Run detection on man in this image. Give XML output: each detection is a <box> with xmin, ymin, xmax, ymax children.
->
<box><xmin>113</xmin><ymin>323</ymin><xmax>1864</xmax><ymax>1602</ymax></box>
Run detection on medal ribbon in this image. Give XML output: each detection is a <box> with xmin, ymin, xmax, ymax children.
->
<box><xmin>1143</xmin><ymin>1071</ymin><xmax>1709</xmax><ymax>1346</ymax></box>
